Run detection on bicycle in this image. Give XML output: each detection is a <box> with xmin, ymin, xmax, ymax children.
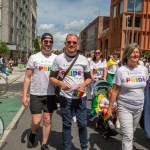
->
<box><xmin>0</xmin><ymin>74</ymin><xmax>8</xmax><ymax>96</ymax></box>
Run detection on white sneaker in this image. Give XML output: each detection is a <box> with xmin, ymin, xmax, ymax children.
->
<box><xmin>116</xmin><ymin>120</ymin><xmax>121</xmax><ymax>129</ymax></box>
<box><xmin>72</xmin><ymin>116</ymin><xmax>77</xmax><ymax>122</ymax></box>
<box><xmin>108</xmin><ymin>121</ymin><xmax>115</xmax><ymax>130</ymax></box>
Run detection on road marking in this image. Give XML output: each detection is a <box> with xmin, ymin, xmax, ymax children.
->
<box><xmin>8</xmin><ymin>75</ymin><xmax>22</xmax><ymax>84</ymax></box>
<box><xmin>0</xmin><ymin>106</ymin><xmax>25</xmax><ymax>147</ymax></box>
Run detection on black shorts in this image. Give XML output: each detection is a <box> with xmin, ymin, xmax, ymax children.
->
<box><xmin>30</xmin><ymin>95</ymin><xmax>57</xmax><ymax>114</ymax></box>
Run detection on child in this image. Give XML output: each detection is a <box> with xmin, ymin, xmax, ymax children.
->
<box><xmin>100</xmin><ymin>88</ymin><xmax>120</xmax><ymax>129</ymax></box>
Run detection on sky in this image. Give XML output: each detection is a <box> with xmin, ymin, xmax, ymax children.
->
<box><xmin>37</xmin><ymin>0</ymin><xmax>111</xmax><ymax>50</ymax></box>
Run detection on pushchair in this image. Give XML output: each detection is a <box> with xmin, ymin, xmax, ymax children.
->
<box><xmin>89</xmin><ymin>79</ymin><xmax>116</xmax><ymax>139</ymax></box>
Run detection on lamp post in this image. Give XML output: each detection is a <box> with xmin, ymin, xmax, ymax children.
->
<box><xmin>131</xmin><ymin>0</ymin><xmax>136</xmax><ymax>43</ymax></box>
<box><xmin>126</xmin><ymin>15</ymin><xmax>130</xmax><ymax>46</ymax></box>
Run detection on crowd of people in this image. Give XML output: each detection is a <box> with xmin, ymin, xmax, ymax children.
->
<box><xmin>22</xmin><ymin>32</ymin><xmax>150</xmax><ymax>150</ymax></box>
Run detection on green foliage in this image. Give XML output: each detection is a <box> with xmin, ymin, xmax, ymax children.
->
<box><xmin>144</xmin><ymin>51</ymin><xmax>150</xmax><ymax>58</ymax></box>
<box><xmin>0</xmin><ymin>41</ymin><xmax>9</xmax><ymax>54</ymax></box>
<box><xmin>34</xmin><ymin>38</ymin><xmax>41</xmax><ymax>53</ymax></box>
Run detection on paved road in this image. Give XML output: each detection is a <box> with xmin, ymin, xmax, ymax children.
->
<box><xmin>0</xmin><ymin>72</ymin><xmax>150</xmax><ymax>149</ymax></box>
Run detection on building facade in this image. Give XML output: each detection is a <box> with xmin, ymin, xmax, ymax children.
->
<box><xmin>0</xmin><ymin>0</ymin><xmax>37</xmax><ymax>62</ymax></box>
<box><xmin>99</xmin><ymin>0</ymin><xmax>150</xmax><ymax>57</ymax></box>
<box><xmin>79</xmin><ymin>16</ymin><xmax>109</xmax><ymax>55</ymax></box>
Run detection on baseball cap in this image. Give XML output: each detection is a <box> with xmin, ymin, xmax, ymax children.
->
<box><xmin>41</xmin><ymin>33</ymin><xmax>53</xmax><ymax>41</ymax></box>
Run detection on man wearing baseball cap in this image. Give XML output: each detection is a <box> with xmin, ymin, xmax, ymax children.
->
<box><xmin>22</xmin><ymin>33</ymin><xmax>57</xmax><ymax>150</ymax></box>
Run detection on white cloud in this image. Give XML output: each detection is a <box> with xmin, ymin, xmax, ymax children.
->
<box><xmin>39</xmin><ymin>24</ymin><xmax>55</xmax><ymax>32</ymax></box>
<box><xmin>65</xmin><ymin>20</ymin><xmax>85</xmax><ymax>31</ymax></box>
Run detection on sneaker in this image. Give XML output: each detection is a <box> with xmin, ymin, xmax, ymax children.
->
<box><xmin>72</xmin><ymin>116</ymin><xmax>77</xmax><ymax>122</ymax></box>
<box><xmin>116</xmin><ymin>120</ymin><xmax>121</xmax><ymax>129</ymax></box>
<box><xmin>108</xmin><ymin>121</ymin><xmax>115</xmax><ymax>130</ymax></box>
<box><xmin>41</xmin><ymin>144</ymin><xmax>49</xmax><ymax>150</ymax></box>
<box><xmin>27</xmin><ymin>132</ymin><xmax>36</xmax><ymax>148</ymax></box>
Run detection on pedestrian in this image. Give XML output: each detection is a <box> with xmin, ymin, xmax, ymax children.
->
<box><xmin>22</xmin><ymin>33</ymin><xmax>57</xmax><ymax>150</ymax></box>
<box><xmin>107</xmin><ymin>43</ymin><xmax>149</xmax><ymax>150</ymax></box>
<box><xmin>107</xmin><ymin>54</ymin><xmax>119</xmax><ymax>86</ymax></box>
<box><xmin>90</xmin><ymin>49</ymin><xmax>107</xmax><ymax>97</ymax></box>
<box><xmin>50</xmin><ymin>33</ymin><xmax>91</xmax><ymax>150</ymax></box>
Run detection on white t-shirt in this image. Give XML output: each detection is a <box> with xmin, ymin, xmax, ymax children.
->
<box><xmin>51</xmin><ymin>53</ymin><xmax>90</xmax><ymax>98</ymax></box>
<box><xmin>108</xmin><ymin>64</ymin><xmax>119</xmax><ymax>74</ymax></box>
<box><xmin>113</xmin><ymin>65</ymin><xmax>149</xmax><ymax>109</ymax></box>
<box><xmin>90</xmin><ymin>59</ymin><xmax>107</xmax><ymax>78</ymax></box>
<box><xmin>99</xmin><ymin>97</ymin><xmax>109</xmax><ymax>107</ymax></box>
<box><xmin>26</xmin><ymin>52</ymin><xmax>57</xmax><ymax>96</ymax></box>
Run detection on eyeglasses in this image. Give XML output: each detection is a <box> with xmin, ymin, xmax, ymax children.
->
<box><xmin>66</xmin><ymin>41</ymin><xmax>78</xmax><ymax>45</ymax></box>
<box><xmin>43</xmin><ymin>40</ymin><xmax>53</xmax><ymax>44</ymax></box>
<box><xmin>95</xmin><ymin>52</ymin><xmax>101</xmax><ymax>54</ymax></box>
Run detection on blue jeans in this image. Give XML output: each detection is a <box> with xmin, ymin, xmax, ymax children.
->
<box><xmin>59</xmin><ymin>96</ymin><xmax>88</xmax><ymax>150</ymax></box>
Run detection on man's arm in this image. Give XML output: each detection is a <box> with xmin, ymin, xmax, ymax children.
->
<box><xmin>50</xmin><ymin>71</ymin><xmax>71</xmax><ymax>90</ymax></box>
<box><xmin>22</xmin><ymin>69</ymin><xmax>33</xmax><ymax>107</ymax></box>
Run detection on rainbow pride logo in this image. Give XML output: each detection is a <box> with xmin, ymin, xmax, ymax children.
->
<box><xmin>72</xmin><ymin>90</ymin><xmax>85</xmax><ymax>98</ymax></box>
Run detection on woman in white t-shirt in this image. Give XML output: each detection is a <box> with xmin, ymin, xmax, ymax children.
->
<box><xmin>108</xmin><ymin>43</ymin><xmax>149</xmax><ymax>150</ymax></box>
<box><xmin>90</xmin><ymin>49</ymin><xmax>107</xmax><ymax>96</ymax></box>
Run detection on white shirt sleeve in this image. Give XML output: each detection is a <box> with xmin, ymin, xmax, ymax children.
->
<box><xmin>26</xmin><ymin>55</ymin><xmax>34</xmax><ymax>69</ymax></box>
<box><xmin>113</xmin><ymin>68</ymin><xmax>122</xmax><ymax>86</ymax></box>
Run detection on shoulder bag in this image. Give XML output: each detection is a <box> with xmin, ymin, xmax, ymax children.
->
<box><xmin>55</xmin><ymin>53</ymin><xmax>79</xmax><ymax>96</ymax></box>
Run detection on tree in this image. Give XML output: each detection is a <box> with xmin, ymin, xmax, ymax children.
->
<box><xmin>0</xmin><ymin>41</ymin><xmax>9</xmax><ymax>54</ymax></box>
<box><xmin>144</xmin><ymin>51</ymin><xmax>150</xmax><ymax>62</ymax></box>
<box><xmin>34</xmin><ymin>38</ymin><xmax>41</xmax><ymax>53</ymax></box>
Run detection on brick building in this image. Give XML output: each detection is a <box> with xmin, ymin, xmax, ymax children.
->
<box><xmin>79</xmin><ymin>16</ymin><xmax>109</xmax><ymax>55</ymax></box>
<box><xmin>80</xmin><ymin>0</ymin><xmax>150</xmax><ymax>58</ymax></box>
<box><xmin>99</xmin><ymin>0</ymin><xmax>150</xmax><ymax>58</ymax></box>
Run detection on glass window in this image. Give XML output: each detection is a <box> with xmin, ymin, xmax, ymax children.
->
<box><xmin>127</xmin><ymin>0</ymin><xmax>142</xmax><ymax>12</ymax></box>
<box><xmin>119</xmin><ymin>0</ymin><xmax>124</xmax><ymax>14</ymax></box>
<box><xmin>113</xmin><ymin>6</ymin><xmax>117</xmax><ymax>18</ymax></box>
<box><xmin>135</xmin><ymin>17</ymin><xmax>141</xmax><ymax>27</ymax></box>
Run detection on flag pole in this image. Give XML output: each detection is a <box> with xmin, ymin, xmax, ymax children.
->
<box><xmin>131</xmin><ymin>0</ymin><xmax>136</xmax><ymax>43</ymax></box>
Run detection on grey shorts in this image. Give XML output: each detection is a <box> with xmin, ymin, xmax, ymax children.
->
<box><xmin>30</xmin><ymin>94</ymin><xmax>57</xmax><ymax>114</ymax></box>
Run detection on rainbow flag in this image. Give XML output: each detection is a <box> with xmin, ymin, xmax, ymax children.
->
<box><xmin>72</xmin><ymin>90</ymin><xmax>85</xmax><ymax>98</ymax></box>
<box><xmin>104</xmin><ymin>112</ymin><xmax>112</xmax><ymax>121</ymax></box>
<box><xmin>89</xmin><ymin>94</ymin><xmax>105</xmax><ymax>121</ymax></box>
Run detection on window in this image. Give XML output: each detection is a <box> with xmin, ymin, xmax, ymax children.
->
<box><xmin>135</xmin><ymin>17</ymin><xmax>141</xmax><ymax>27</ymax></box>
<box><xmin>113</xmin><ymin>6</ymin><xmax>117</xmax><ymax>18</ymax></box>
<box><xmin>119</xmin><ymin>0</ymin><xmax>124</xmax><ymax>14</ymax></box>
<box><xmin>127</xmin><ymin>0</ymin><xmax>142</xmax><ymax>12</ymax></box>
<box><xmin>10</xmin><ymin>28</ymin><xmax>13</xmax><ymax>43</ymax></box>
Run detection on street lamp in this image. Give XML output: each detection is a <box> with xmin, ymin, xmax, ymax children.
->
<box><xmin>126</xmin><ymin>15</ymin><xmax>130</xmax><ymax>45</ymax></box>
<box><xmin>131</xmin><ymin>0</ymin><xmax>136</xmax><ymax>43</ymax></box>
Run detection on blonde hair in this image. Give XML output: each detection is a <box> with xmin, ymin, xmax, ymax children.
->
<box><xmin>122</xmin><ymin>43</ymin><xmax>142</xmax><ymax>65</ymax></box>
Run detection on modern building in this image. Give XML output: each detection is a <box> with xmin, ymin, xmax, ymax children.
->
<box><xmin>99</xmin><ymin>0</ymin><xmax>150</xmax><ymax>57</ymax></box>
<box><xmin>79</xmin><ymin>16</ymin><xmax>109</xmax><ymax>56</ymax></box>
<box><xmin>80</xmin><ymin>0</ymin><xmax>150</xmax><ymax>58</ymax></box>
<box><xmin>0</xmin><ymin>0</ymin><xmax>37</xmax><ymax>62</ymax></box>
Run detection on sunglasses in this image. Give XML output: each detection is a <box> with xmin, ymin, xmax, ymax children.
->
<box><xmin>95</xmin><ymin>52</ymin><xmax>101</xmax><ymax>54</ymax></box>
<box><xmin>43</xmin><ymin>40</ymin><xmax>53</xmax><ymax>44</ymax></box>
<box><xmin>66</xmin><ymin>41</ymin><xmax>78</xmax><ymax>45</ymax></box>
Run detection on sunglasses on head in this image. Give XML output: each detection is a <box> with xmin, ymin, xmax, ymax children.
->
<box><xmin>95</xmin><ymin>52</ymin><xmax>101</xmax><ymax>54</ymax></box>
<box><xmin>66</xmin><ymin>41</ymin><xmax>78</xmax><ymax>45</ymax></box>
<box><xmin>43</xmin><ymin>40</ymin><xmax>53</xmax><ymax>44</ymax></box>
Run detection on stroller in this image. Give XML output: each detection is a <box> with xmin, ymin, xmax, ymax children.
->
<box><xmin>89</xmin><ymin>79</ymin><xmax>116</xmax><ymax>139</ymax></box>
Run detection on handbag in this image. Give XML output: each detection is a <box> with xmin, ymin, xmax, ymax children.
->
<box><xmin>55</xmin><ymin>53</ymin><xmax>79</xmax><ymax>96</ymax></box>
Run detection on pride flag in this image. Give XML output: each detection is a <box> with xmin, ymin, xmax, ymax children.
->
<box><xmin>72</xmin><ymin>90</ymin><xmax>85</xmax><ymax>98</ymax></box>
<box><xmin>89</xmin><ymin>94</ymin><xmax>105</xmax><ymax>121</ymax></box>
<box><xmin>104</xmin><ymin>112</ymin><xmax>112</xmax><ymax>121</ymax></box>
